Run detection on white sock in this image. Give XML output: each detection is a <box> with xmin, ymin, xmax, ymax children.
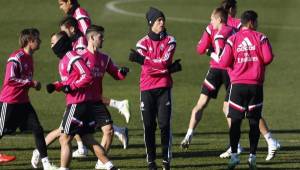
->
<box><xmin>109</xmin><ymin>99</ymin><xmax>122</xmax><ymax>109</ymax></box>
<box><xmin>59</xmin><ymin>168</ymin><xmax>69</xmax><ymax>170</ymax></box>
<box><xmin>249</xmin><ymin>153</ymin><xmax>256</xmax><ymax>158</ymax></box>
<box><xmin>186</xmin><ymin>129</ymin><xmax>193</xmax><ymax>138</ymax></box>
<box><xmin>264</xmin><ymin>132</ymin><xmax>274</xmax><ymax>143</ymax></box>
<box><xmin>113</xmin><ymin>125</ymin><xmax>122</xmax><ymax>136</ymax></box>
<box><xmin>77</xmin><ymin>141</ymin><xmax>85</xmax><ymax>150</ymax></box>
<box><xmin>41</xmin><ymin>157</ymin><xmax>50</xmax><ymax>167</ymax></box>
<box><xmin>104</xmin><ymin>161</ymin><xmax>114</xmax><ymax>170</ymax></box>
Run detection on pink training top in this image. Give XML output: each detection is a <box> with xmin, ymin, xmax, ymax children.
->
<box><xmin>136</xmin><ymin>35</ymin><xmax>176</xmax><ymax>91</ymax></box>
<box><xmin>54</xmin><ymin>51</ymin><xmax>92</xmax><ymax>105</ymax></box>
<box><xmin>0</xmin><ymin>49</ymin><xmax>35</xmax><ymax>103</ymax></box>
<box><xmin>196</xmin><ymin>23</ymin><xmax>234</xmax><ymax>69</ymax></box>
<box><xmin>72</xmin><ymin>35</ymin><xmax>87</xmax><ymax>52</ymax></box>
<box><xmin>73</xmin><ymin>7</ymin><xmax>91</xmax><ymax>35</ymax></box>
<box><xmin>227</xmin><ymin>15</ymin><xmax>241</xmax><ymax>31</ymax></box>
<box><xmin>81</xmin><ymin>49</ymin><xmax>125</xmax><ymax>102</ymax></box>
<box><xmin>219</xmin><ymin>28</ymin><xmax>274</xmax><ymax>85</ymax></box>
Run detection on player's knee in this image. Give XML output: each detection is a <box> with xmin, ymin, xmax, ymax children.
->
<box><xmin>222</xmin><ymin>104</ymin><xmax>229</xmax><ymax>116</ymax></box>
<box><xmin>102</xmin><ymin>126</ymin><xmax>113</xmax><ymax>137</ymax></box>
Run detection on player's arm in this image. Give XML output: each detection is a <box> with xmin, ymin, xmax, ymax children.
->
<box><xmin>209</xmin><ymin>35</ymin><xmax>225</xmax><ymax>62</ymax></box>
<box><xmin>219</xmin><ymin>39</ymin><xmax>234</xmax><ymax>68</ymax></box>
<box><xmin>260</xmin><ymin>36</ymin><xmax>274</xmax><ymax>65</ymax></box>
<box><xmin>196</xmin><ymin>26</ymin><xmax>212</xmax><ymax>55</ymax></box>
<box><xmin>78</xmin><ymin>18</ymin><xmax>91</xmax><ymax>35</ymax></box>
<box><xmin>106</xmin><ymin>57</ymin><xmax>128</xmax><ymax>80</ymax></box>
<box><xmin>69</xmin><ymin>58</ymin><xmax>93</xmax><ymax>90</ymax></box>
<box><xmin>6</xmin><ymin>60</ymin><xmax>35</xmax><ymax>88</ymax></box>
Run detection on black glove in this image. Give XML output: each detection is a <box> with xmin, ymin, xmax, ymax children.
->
<box><xmin>119</xmin><ymin>67</ymin><xmax>130</xmax><ymax>76</ymax></box>
<box><xmin>129</xmin><ymin>49</ymin><xmax>145</xmax><ymax>65</ymax></box>
<box><xmin>168</xmin><ymin>59</ymin><xmax>182</xmax><ymax>74</ymax></box>
<box><xmin>46</xmin><ymin>83</ymin><xmax>55</xmax><ymax>94</ymax></box>
<box><xmin>61</xmin><ymin>85</ymin><xmax>72</xmax><ymax>94</ymax></box>
<box><xmin>206</xmin><ymin>45</ymin><xmax>214</xmax><ymax>56</ymax></box>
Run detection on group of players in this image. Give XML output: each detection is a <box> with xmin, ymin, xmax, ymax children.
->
<box><xmin>0</xmin><ymin>0</ymin><xmax>280</xmax><ymax>170</ymax></box>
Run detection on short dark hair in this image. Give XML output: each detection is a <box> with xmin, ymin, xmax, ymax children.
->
<box><xmin>60</xmin><ymin>16</ymin><xmax>78</xmax><ymax>30</ymax></box>
<box><xmin>19</xmin><ymin>28</ymin><xmax>40</xmax><ymax>48</ymax></box>
<box><xmin>241</xmin><ymin>10</ymin><xmax>258</xmax><ymax>26</ymax></box>
<box><xmin>213</xmin><ymin>7</ymin><xmax>228</xmax><ymax>23</ymax></box>
<box><xmin>221</xmin><ymin>0</ymin><xmax>237</xmax><ymax>13</ymax></box>
<box><xmin>86</xmin><ymin>25</ymin><xmax>105</xmax><ymax>39</ymax></box>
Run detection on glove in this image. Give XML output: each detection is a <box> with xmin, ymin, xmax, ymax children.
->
<box><xmin>119</xmin><ymin>67</ymin><xmax>130</xmax><ymax>76</ymax></box>
<box><xmin>129</xmin><ymin>49</ymin><xmax>145</xmax><ymax>65</ymax></box>
<box><xmin>46</xmin><ymin>83</ymin><xmax>55</xmax><ymax>94</ymax></box>
<box><xmin>33</xmin><ymin>80</ymin><xmax>41</xmax><ymax>91</ymax></box>
<box><xmin>61</xmin><ymin>85</ymin><xmax>72</xmax><ymax>94</ymax></box>
<box><xmin>206</xmin><ymin>45</ymin><xmax>214</xmax><ymax>56</ymax></box>
<box><xmin>168</xmin><ymin>59</ymin><xmax>182</xmax><ymax>74</ymax></box>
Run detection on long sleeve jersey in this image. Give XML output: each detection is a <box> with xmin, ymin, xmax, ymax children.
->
<box><xmin>72</xmin><ymin>7</ymin><xmax>91</xmax><ymax>35</ymax></box>
<box><xmin>136</xmin><ymin>35</ymin><xmax>176</xmax><ymax>91</ymax></box>
<box><xmin>227</xmin><ymin>15</ymin><xmax>241</xmax><ymax>31</ymax></box>
<box><xmin>0</xmin><ymin>49</ymin><xmax>35</xmax><ymax>103</ymax></box>
<box><xmin>196</xmin><ymin>24</ymin><xmax>234</xmax><ymax>69</ymax></box>
<box><xmin>219</xmin><ymin>28</ymin><xmax>274</xmax><ymax>85</ymax></box>
<box><xmin>56</xmin><ymin>51</ymin><xmax>92</xmax><ymax>105</ymax></box>
<box><xmin>81</xmin><ymin>49</ymin><xmax>125</xmax><ymax>102</ymax></box>
<box><xmin>72</xmin><ymin>35</ymin><xmax>87</xmax><ymax>52</ymax></box>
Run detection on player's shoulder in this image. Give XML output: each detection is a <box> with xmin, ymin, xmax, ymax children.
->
<box><xmin>74</xmin><ymin>7</ymin><xmax>90</xmax><ymax>19</ymax></box>
<box><xmin>8</xmin><ymin>49</ymin><xmax>26</xmax><ymax>62</ymax></box>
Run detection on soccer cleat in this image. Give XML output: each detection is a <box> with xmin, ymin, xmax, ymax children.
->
<box><xmin>31</xmin><ymin>149</ymin><xmax>40</xmax><ymax>168</ymax></box>
<box><xmin>0</xmin><ymin>153</ymin><xmax>16</xmax><ymax>163</ymax></box>
<box><xmin>118</xmin><ymin>100</ymin><xmax>130</xmax><ymax>123</ymax></box>
<box><xmin>148</xmin><ymin>162</ymin><xmax>157</xmax><ymax>170</ymax></box>
<box><xmin>118</xmin><ymin>127</ymin><xmax>129</xmax><ymax>149</ymax></box>
<box><xmin>220</xmin><ymin>145</ymin><xmax>243</xmax><ymax>159</ymax></box>
<box><xmin>95</xmin><ymin>160</ymin><xmax>106</xmax><ymax>170</ymax></box>
<box><xmin>266</xmin><ymin>140</ymin><xmax>280</xmax><ymax>161</ymax></box>
<box><xmin>248</xmin><ymin>154</ymin><xmax>257</xmax><ymax>170</ymax></box>
<box><xmin>43</xmin><ymin>163</ymin><xmax>59</xmax><ymax>170</ymax></box>
<box><xmin>162</xmin><ymin>161</ymin><xmax>170</xmax><ymax>170</ymax></box>
<box><xmin>180</xmin><ymin>135</ymin><xmax>192</xmax><ymax>150</ymax></box>
<box><xmin>72</xmin><ymin>147</ymin><xmax>88</xmax><ymax>158</ymax></box>
<box><xmin>110</xmin><ymin>167</ymin><xmax>120</xmax><ymax>170</ymax></box>
<box><xmin>227</xmin><ymin>154</ymin><xmax>240</xmax><ymax>170</ymax></box>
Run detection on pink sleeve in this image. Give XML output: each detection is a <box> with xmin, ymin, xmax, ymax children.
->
<box><xmin>53</xmin><ymin>81</ymin><xmax>63</xmax><ymax>91</ymax></box>
<box><xmin>261</xmin><ymin>37</ymin><xmax>274</xmax><ymax>65</ymax></box>
<box><xmin>219</xmin><ymin>42</ymin><xmax>234</xmax><ymax>68</ymax></box>
<box><xmin>7</xmin><ymin>61</ymin><xmax>34</xmax><ymax>88</ymax></box>
<box><xmin>69</xmin><ymin>59</ymin><xmax>92</xmax><ymax>90</ymax></box>
<box><xmin>106</xmin><ymin>58</ymin><xmax>125</xmax><ymax>80</ymax></box>
<box><xmin>143</xmin><ymin>43</ymin><xmax>176</xmax><ymax>75</ymax></box>
<box><xmin>78</xmin><ymin>18</ymin><xmax>91</xmax><ymax>35</ymax></box>
<box><xmin>196</xmin><ymin>27</ymin><xmax>212</xmax><ymax>55</ymax></box>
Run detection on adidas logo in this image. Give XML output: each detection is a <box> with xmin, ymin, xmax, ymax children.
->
<box><xmin>237</xmin><ymin>37</ymin><xmax>256</xmax><ymax>52</ymax></box>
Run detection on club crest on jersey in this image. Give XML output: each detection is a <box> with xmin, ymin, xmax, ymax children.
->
<box><xmin>160</xmin><ymin>44</ymin><xmax>164</xmax><ymax>51</ymax></box>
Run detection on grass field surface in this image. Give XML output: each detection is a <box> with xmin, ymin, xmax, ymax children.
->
<box><xmin>0</xmin><ymin>0</ymin><xmax>299</xmax><ymax>169</ymax></box>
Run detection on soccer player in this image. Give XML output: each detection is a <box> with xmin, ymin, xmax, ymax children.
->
<box><xmin>129</xmin><ymin>7</ymin><xmax>181</xmax><ymax>170</ymax></box>
<box><xmin>219</xmin><ymin>10</ymin><xmax>274</xmax><ymax>169</ymax></box>
<box><xmin>0</xmin><ymin>28</ymin><xmax>57</xmax><ymax>170</ymax></box>
<box><xmin>180</xmin><ymin>7</ymin><xmax>242</xmax><ymax>152</ymax></box>
<box><xmin>49</xmin><ymin>31</ymin><xmax>118</xmax><ymax>170</ymax></box>
<box><xmin>58</xmin><ymin>1</ymin><xmax>130</xmax><ymax>154</ymax></box>
<box><xmin>80</xmin><ymin>24</ymin><xmax>129</xmax><ymax>170</ymax></box>
<box><xmin>0</xmin><ymin>153</ymin><xmax>15</xmax><ymax>163</ymax></box>
<box><xmin>219</xmin><ymin>0</ymin><xmax>280</xmax><ymax>160</ymax></box>
<box><xmin>58</xmin><ymin>0</ymin><xmax>130</xmax><ymax>121</ymax></box>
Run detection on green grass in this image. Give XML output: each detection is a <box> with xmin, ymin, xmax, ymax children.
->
<box><xmin>0</xmin><ymin>0</ymin><xmax>300</xmax><ymax>169</ymax></box>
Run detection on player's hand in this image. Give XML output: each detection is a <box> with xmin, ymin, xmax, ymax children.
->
<box><xmin>206</xmin><ymin>45</ymin><xmax>214</xmax><ymax>56</ymax></box>
<box><xmin>168</xmin><ymin>59</ymin><xmax>182</xmax><ymax>74</ymax></box>
<box><xmin>61</xmin><ymin>85</ymin><xmax>72</xmax><ymax>94</ymax></box>
<box><xmin>129</xmin><ymin>49</ymin><xmax>145</xmax><ymax>65</ymax></box>
<box><xmin>119</xmin><ymin>67</ymin><xmax>130</xmax><ymax>76</ymax></box>
<box><xmin>46</xmin><ymin>83</ymin><xmax>55</xmax><ymax>94</ymax></box>
<box><xmin>33</xmin><ymin>80</ymin><xmax>41</xmax><ymax>91</ymax></box>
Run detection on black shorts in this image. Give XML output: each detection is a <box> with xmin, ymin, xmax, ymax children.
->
<box><xmin>227</xmin><ymin>84</ymin><xmax>263</xmax><ymax>119</ymax></box>
<box><xmin>61</xmin><ymin>102</ymin><xmax>95</xmax><ymax>136</ymax></box>
<box><xmin>89</xmin><ymin>102</ymin><xmax>113</xmax><ymax>129</ymax></box>
<box><xmin>201</xmin><ymin>68</ymin><xmax>230</xmax><ymax>100</ymax></box>
<box><xmin>0</xmin><ymin>102</ymin><xmax>42</xmax><ymax>137</ymax></box>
